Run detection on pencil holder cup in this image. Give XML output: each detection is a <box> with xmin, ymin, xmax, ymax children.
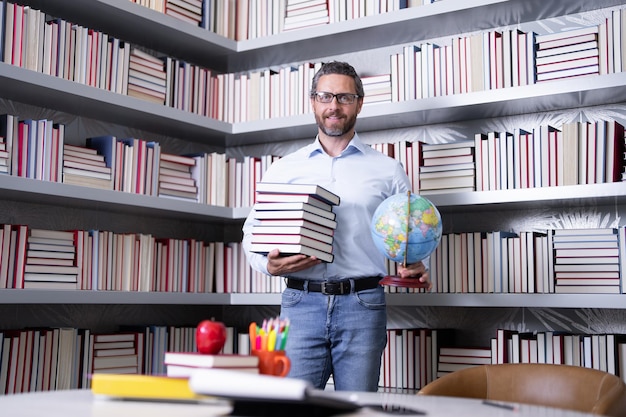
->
<box><xmin>251</xmin><ymin>350</ymin><xmax>290</xmax><ymax>377</ymax></box>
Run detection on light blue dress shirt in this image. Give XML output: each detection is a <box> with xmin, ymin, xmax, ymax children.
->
<box><xmin>242</xmin><ymin>133</ymin><xmax>415</xmax><ymax>281</ymax></box>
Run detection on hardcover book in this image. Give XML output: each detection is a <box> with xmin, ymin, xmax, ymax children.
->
<box><xmin>254</xmin><ymin>193</ymin><xmax>333</xmax><ymax>211</ymax></box>
<box><xmin>255</xmin><ymin>182</ymin><xmax>340</xmax><ymax>206</ymax></box>
<box><xmin>253</xmin><ymin>202</ymin><xmax>336</xmax><ymax>220</ymax></box>
<box><xmin>256</xmin><ymin>218</ymin><xmax>337</xmax><ymax>234</ymax></box>
<box><xmin>253</xmin><ymin>210</ymin><xmax>338</xmax><ymax>230</ymax></box>
<box><xmin>249</xmin><ymin>243</ymin><xmax>334</xmax><ymax>263</ymax></box>
<box><xmin>250</xmin><ymin>225</ymin><xmax>333</xmax><ymax>243</ymax></box>
<box><xmin>91</xmin><ymin>373</ymin><xmax>210</xmax><ymax>401</ymax></box>
<box><xmin>251</xmin><ymin>234</ymin><xmax>332</xmax><ymax>253</ymax></box>
<box><xmin>164</xmin><ymin>352</ymin><xmax>259</xmax><ymax>368</ymax></box>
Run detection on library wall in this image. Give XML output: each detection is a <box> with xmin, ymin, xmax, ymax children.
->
<box><xmin>0</xmin><ymin>0</ymin><xmax>625</xmax><ymax>391</ymax></box>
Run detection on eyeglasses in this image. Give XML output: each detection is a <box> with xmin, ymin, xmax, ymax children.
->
<box><xmin>312</xmin><ymin>91</ymin><xmax>361</xmax><ymax>105</ymax></box>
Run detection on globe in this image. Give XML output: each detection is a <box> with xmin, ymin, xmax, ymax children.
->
<box><xmin>370</xmin><ymin>191</ymin><xmax>442</xmax><ymax>266</ymax></box>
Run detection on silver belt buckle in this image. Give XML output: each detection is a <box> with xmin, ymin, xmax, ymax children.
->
<box><xmin>320</xmin><ymin>281</ymin><xmax>349</xmax><ymax>295</ymax></box>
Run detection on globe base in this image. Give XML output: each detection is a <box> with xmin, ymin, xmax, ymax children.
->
<box><xmin>379</xmin><ymin>275</ymin><xmax>430</xmax><ymax>289</ymax></box>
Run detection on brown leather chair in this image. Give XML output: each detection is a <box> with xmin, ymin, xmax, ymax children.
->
<box><xmin>417</xmin><ymin>363</ymin><xmax>626</xmax><ymax>416</ymax></box>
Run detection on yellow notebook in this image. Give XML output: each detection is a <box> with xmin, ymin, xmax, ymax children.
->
<box><xmin>91</xmin><ymin>373</ymin><xmax>214</xmax><ymax>402</ymax></box>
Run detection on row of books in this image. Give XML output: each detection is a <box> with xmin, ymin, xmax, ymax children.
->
<box><xmin>381</xmin><ymin>327</ymin><xmax>626</xmax><ymax>390</ymax></box>
<box><xmin>0</xmin><ymin>113</ymin><xmax>281</xmax><ymax>207</ymax></box>
<box><xmin>0</xmin><ymin>223</ymin><xmax>290</xmax><ymax>294</ymax></box>
<box><xmin>5</xmin><ymin>223</ymin><xmax>623</xmax><ymax>295</ymax></box>
<box><xmin>2</xmin><ymin>4</ymin><xmax>130</xmax><ymax>94</ymax></box>
<box><xmin>0</xmin><ymin>324</ymin><xmax>250</xmax><ymax>395</ymax></box>
<box><xmin>429</xmin><ymin>228</ymin><xmax>626</xmax><ymax>295</ymax></box>
<box><xmin>390</xmin><ymin>9</ymin><xmax>626</xmax><ymax>100</ymax></box>
<box><xmin>374</xmin><ymin>120</ymin><xmax>626</xmax><ymax>196</ymax></box>
<box><xmin>380</xmin><ymin>328</ymin><xmax>453</xmax><ymax>389</ymax></box>
<box><xmin>4</xmin><ymin>1</ymin><xmax>626</xmax><ymax>124</ymax></box>
<box><xmin>491</xmin><ymin>329</ymin><xmax>626</xmax><ymax>379</ymax></box>
<box><xmin>390</xmin><ymin>29</ymin><xmax>534</xmax><ymax>100</ymax></box>
<box><xmin>0</xmin><ymin>328</ymin><xmax>146</xmax><ymax>394</ymax></box>
<box><xmin>6</xmin><ymin>114</ymin><xmax>621</xmax><ymax>207</ymax></box>
<box><xmin>473</xmin><ymin>120</ymin><xmax>626</xmax><ymax>191</ymax></box>
<box><xmin>131</xmin><ymin>0</ymin><xmax>442</xmax><ymax>41</ymax></box>
<box><xmin>5</xmin><ymin>322</ymin><xmax>626</xmax><ymax>395</ymax></box>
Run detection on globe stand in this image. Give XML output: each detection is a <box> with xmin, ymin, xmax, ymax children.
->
<box><xmin>378</xmin><ymin>191</ymin><xmax>430</xmax><ymax>289</ymax></box>
<box><xmin>379</xmin><ymin>274</ymin><xmax>430</xmax><ymax>288</ymax></box>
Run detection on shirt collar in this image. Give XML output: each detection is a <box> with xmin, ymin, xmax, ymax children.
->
<box><xmin>308</xmin><ymin>133</ymin><xmax>366</xmax><ymax>157</ymax></box>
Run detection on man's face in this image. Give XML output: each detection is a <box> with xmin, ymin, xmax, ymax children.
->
<box><xmin>311</xmin><ymin>74</ymin><xmax>363</xmax><ymax>137</ymax></box>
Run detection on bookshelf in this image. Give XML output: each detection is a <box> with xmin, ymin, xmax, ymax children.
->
<box><xmin>1</xmin><ymin>0</ymin><xmax>626</xmax><ymax>391</ymax></box>
<box><xmin>1</xmin><ymin>289</ymin><xmax>626</xmax><ymax>309</ymax></box>
<box><xmin>8</xmin><ymin>0</ymin><xmax>626</xmax><ymax>146</ymax></box>
<box><xmin>20</xmin><ymin>0</ymin><xmax>626</xmax><ymax>71</ymax></box>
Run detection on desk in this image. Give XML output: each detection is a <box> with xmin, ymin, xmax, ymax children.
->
<box><xmin>0</xmin><ymin>389</ymin><xmax>596</xmax><ymax>417</ymax></box>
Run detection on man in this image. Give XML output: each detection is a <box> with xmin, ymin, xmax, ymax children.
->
<box><xmin>242</xmin><ymin>61</ymin><xmax>429</xmax><ymax>392</ymax></box>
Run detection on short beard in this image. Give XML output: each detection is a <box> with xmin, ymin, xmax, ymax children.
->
<box><xmin>315</xmin><ymin>113</ymin><xmax>357</xmax><ymax>137</ymax></box>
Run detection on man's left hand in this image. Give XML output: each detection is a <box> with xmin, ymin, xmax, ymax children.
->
<box><xmin>397</xmin><ymin>261</ymin><xmax>431</xmax><ymax>290</ymax></box>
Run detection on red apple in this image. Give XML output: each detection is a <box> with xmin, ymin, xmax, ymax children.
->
<box><xmin>196</xmin><ymin>319</ymin><xmax>227</xmax><ymax>354</ymax></box>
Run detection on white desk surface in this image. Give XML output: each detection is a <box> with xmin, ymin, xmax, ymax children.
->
<box><xmin>0</xmin><ymin>389</ymin><xmax>597</xmax><ymax>417</ymax></box>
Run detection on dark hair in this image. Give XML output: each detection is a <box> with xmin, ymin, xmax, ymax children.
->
<box><xmin>310</xmin><ymin>61</ymin><xmax>365</xmax><ymax>99</ymax></box>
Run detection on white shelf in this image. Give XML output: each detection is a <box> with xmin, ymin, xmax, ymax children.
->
<box><xmin>427</xmin><ymin>182</ymin><xmax>626</xmax><ymax>211</ymax></box>
<box><xmin>0</xmin><ymin>289</ymin><xmax>230</xmax><ymax>305</ymax></box>
<box><xmin>386</xmin><ymin>293</ymin><xmax>626</xmax><ymax>309</ymax></box>
<box><xmin>0</xmin><ymin>175</ymin><xmax>238</xmax><ymax>222</ymax></box>
<box><xmin>237</xmin><ymin>292</ymin><xmax>626</xmax><ymax>309</ymax></box>
<box><xmin>1</xmin><ymin>290</ymin><xmax>623</xmax><ymax>309</ymax></box>
<box><xmin>0</xmin><ymin>63</ymin><xmax>230</xmax><ymax>148</ymax></box>
<box><xmin>1</xmin><ymin>175</ymin><xmax>623</xmax><ymax>223</ymax></box>
<box><xmin>229</xmin><ymin>293</ymin><xmax>282</xmax><ymax>306</ymax></box>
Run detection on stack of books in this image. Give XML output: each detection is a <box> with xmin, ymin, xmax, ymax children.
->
<box><xmin>552</xmin><ymin>228</ymin><xmax>620</xmax><ymax>294</ymax></box>
<box><xmin>23</xmin><ymin>229</ymin><xmax>78</xmax><ymax>290</ymax></box>
<box><xmin>62</xmin><ymin>143</ymin><xmax>113</xmax><ymax>190</ymax></box>
<box><xmin>164</xmin><ymin>0</ymin><xmax>202</xmax><ymax>26</ymax></box>
<box><xmin>249</xmin><ymin>182</ymin><xmax>340</xmax><ymax>263</ymax></box>
<box><xmin>158</xmin><ymin>153</ymin><xmax>199</xmax><ymax>201</ymax></box>
<box><xmin>89</xmin><ymin>332</ymin><xmax>144</xmax><ymax>375</ymax></box>
<box><xmin>283</xmin><ymin>0</ymin><xmax>330</xmax><ymax>32</ymax></box>
<box><xmin>437</xmin><ymin>346</ymin><xmax>492</xmax><ymax>377</ymax></box>
<box><xmin>419</xmin><ymin>140</ymin><xmax>476</xmax><ymax>194</ymax></box>
<box><xmin>535</xmin><ymin>26</ymin><xmax>599</xmax><ymax>82</ymax></box>
<box><xmin>164</xmin><ymin>351</ymin><xmax>259</xmax><ymax>377</ymax></box>
<box><xmin>0</xmin><ymin>134</ymin><xmax>8</xmax><ymax>174</ymax></box>
<box><xmin>127</xmin><ymin>48</ymin><xmax>167</xmax><ymax>105</ymax></box>
<box><xmin>623</xmin><ymin>127</ymin><xmax>626</xmax><ymax>181</ymax></box>
<box><xmin>362</xmin><ymin>74</ymin><xmax>392</xmax><ymax>104</ymax></box>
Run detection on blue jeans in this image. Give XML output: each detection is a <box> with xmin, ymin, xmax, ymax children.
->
<box><xmin>280</xmin><ymin>281</ymin><xmax>387</xmax><ymax>391</ymax></box>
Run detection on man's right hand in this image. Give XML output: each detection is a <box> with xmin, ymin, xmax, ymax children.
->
<box><xmin>266</xmin><ymin>249</ymin><xmax>321</xmax><ymax>276</ymax></box>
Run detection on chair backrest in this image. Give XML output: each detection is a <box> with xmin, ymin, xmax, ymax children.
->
<box><xmin>417</xmin><ymin>363</ymin><xmax>626</xmax><ymax>416</ymax></box>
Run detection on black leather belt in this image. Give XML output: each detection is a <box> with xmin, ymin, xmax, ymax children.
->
<box><xmin>285</xmin><ymin>277</ymin><xmax>381</xmax><ymax>295</ymax></box>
